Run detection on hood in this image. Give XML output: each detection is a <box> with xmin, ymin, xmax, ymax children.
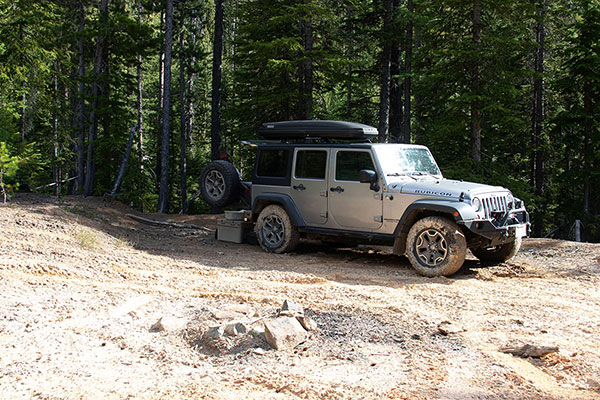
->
<box><xmin>387</xmin><ymin>178</ymin><xmax>509</xmax><ymax>200</ymax></box>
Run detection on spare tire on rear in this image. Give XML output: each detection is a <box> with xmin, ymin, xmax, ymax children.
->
<box><xmin>199</xmin><ymin>160</ymin><xmax>241</xmax><ymax>207</ymax></box>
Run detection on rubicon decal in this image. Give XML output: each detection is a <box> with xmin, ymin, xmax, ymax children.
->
<box><xmin>413</xmin><ymin>190</ymin><xmax>453</xmax><ymax>197</ymax></box>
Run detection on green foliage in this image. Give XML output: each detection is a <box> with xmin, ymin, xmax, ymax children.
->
<box><xmin>0</xmin><ymin>0</ymin><xmax>597</xmax><ymax>241</ymax></box>
<box><xmin>0</xmin><ymin>142</ymin><xmax>20</xmax><ymax>200</ymax></box>
<box><xmin>549</xmin><ymin>0</ymin><xmax>600</xmax><ymax>239</ymax></box>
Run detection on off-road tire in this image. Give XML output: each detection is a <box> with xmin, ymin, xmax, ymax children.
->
<box><xmin>406</xmin><ymin>216</ymin><xmax>467</xmax><ymax>277</ymax></box>
<box><xmin>199</xmin><ymin>160</ymin><xmax>240</xmax><ymax>207</ymax></box>
<box><xmin>471</xmin><ymin>237</ymin><xmax>521</xmax><ymax>263</ymax></box>
<box><xmin>256</xmin><ymin>205</ymin><xmax>299</xmax><ymax>254</ymax></box>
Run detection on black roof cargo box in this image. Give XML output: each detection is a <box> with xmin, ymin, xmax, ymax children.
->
<box><xmin>259</xmin><ymin>120</ymin><xmax>378</xmax><ymax>140</ymax></box>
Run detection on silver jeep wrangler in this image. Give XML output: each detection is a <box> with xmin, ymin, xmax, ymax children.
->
<box><xmin>200</xmin><ymin>120</ymin><xmax>530</xmax><ymax>277</ymax></box>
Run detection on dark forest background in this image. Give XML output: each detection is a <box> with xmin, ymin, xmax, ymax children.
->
<box><xmin>0</xmin><ymin>0</ymin><xmax>598</xmax><ymax>240</ymax></box>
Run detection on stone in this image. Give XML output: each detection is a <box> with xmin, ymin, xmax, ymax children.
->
<box><xmin>212</xmin><ymin>310</ymin><xmax>245</xmax><ymax>320</ymax></box>
<box><xmin>500</xmin><ymin>344</ymin><xmax>559</xmax><ymax>358</ymax></box>
<box><xmin>150</xmin><ymin>316</ymin><xmax>186</xmax><ymax>332</ymax></box>
<box><xmin>249</xmin><ymin>325</ymin><xmax>266</xmax><ymax>340</ymax></box>
<box><xmin>224</xmin><ymin>322</ymin><xmax>248</xmax><ymax>336</ymax></box>
<box><xmin>296</xmin><ymin>316</ymin><xmax>317</xmax><ymax>331</ymax></box>
<box><xmin>264</xmin><ymin>317</ymin><xmax>307</xmax><ymax>351</ymax></box>
<box><xmin>252</xmin><ymin>348</ymin><xmax>266</xmax><ymax>355</ymax></box>
<box><xmin>223</xmin><ymin>304</ymin><xmax>256</xmax><ymax>317</ymax></box>
<box><xmin>204</xmin><ymin>326</ymin><xmax>225</xmax><ymax>340</ymax></box>
<box><xmin>437</xmin><ymin>321</ymin><xmax>462</xmax><ymax>336</ymax></box>
<box><xmin>279</xmin><ymin>299</ymin><xmax>304</xmax><ymax>317</ymax></box>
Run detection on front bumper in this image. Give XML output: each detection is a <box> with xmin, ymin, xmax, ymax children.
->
<box><xmin>459</xmin><ymin>207</ymin><xmax>530</xmax><ymax>246</ymax></box>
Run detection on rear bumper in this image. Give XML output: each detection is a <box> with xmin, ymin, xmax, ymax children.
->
<box><xmin>459</xmin><ymin>208</ymin><xmax>530</xmax><ymax>246</ymax></box>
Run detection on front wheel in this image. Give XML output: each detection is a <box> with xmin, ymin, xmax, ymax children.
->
<box><xmin>405</xmin><ymin>216</ymin><xmax>467</xmax><ymax>277</ymax></box>
<box><xmin>255</xmin><ymin>205</ymin><xmax>299</xmax><ymax>254</ymax></box>
<box><xmin>471</xmin><ymin>237</ymin><xmax>521</xmax><ymax>263</ymax></box>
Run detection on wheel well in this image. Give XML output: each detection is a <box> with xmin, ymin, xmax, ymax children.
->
<box><xmin>393</xmin><ymin>210</ymin><xmax>459</xmax><ymax>255</ymax></box>
<box><xmin>252</xmin><ymin>199</ymin><xmax>275</xmax><ymax>221</ymax></box>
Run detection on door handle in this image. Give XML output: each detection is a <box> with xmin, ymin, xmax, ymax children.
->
<box><xmin>330</xmin><ymin>186</ymin><xmax>344</xmax><ymax>193</ymax></box>
<box><xmin>293</xmin><ymin>184</ymin><xmax>306</xmax><ymax>191</ymax></box>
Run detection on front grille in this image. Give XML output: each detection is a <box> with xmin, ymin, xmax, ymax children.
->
<box><xmin>481</xmin><ymin>194</ymin><xmax>508</xmax><ymax>219</ymax></box>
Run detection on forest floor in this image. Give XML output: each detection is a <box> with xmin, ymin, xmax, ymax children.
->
<box><xmin>1</xmin><ymin>194</ymin><xmax>600</xmax><ymax>400</ymax></box>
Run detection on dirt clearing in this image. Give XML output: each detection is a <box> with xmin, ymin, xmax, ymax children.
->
<box><xmin>1</xmin><ymin>194</ymin><xmax>599</xmax><ymax>399</ymax></box>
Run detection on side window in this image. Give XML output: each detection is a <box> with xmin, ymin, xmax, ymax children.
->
<box><xmin>335</xmin><ymin>151</ymin><xmax>374</xmax><ymax>181</ymax></box>
<box><xmin>295</xmin><ymin>150</ymin><xmax>327</xmax><ymax>180</ymax></box>
<box><xmin>257</xmin><ymin>149</ymin><xmax>290</xmax><ymax>177</ymax></box>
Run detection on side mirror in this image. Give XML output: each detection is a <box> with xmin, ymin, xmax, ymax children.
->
<box><xmin>359</xmin><ymin>169</ymin><xmax>380</xmax><ymax>192</ymax></box>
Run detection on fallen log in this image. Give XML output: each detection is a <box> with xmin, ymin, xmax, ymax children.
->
<box><xmin>126</xmin><ymin>213</ymin><xmax>206</xmax><ymax>230</ymax></box>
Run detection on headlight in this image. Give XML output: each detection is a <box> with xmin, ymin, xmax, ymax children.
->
<box><xmin>471</xmin><ymin>197</ymin><xmax>482</xmax><ymax>212</ymax></box>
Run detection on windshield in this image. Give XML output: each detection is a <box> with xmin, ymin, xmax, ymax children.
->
<box><xmin>374</xmin><ymin>145</ymin><xmax>441</xmax><ymax>178</ymax></box>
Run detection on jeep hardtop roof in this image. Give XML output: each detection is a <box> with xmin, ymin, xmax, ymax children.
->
<box><xmin>260</xmin><ymin>120</ymin><xmax>378</xmax><ymax>140</ymax></box>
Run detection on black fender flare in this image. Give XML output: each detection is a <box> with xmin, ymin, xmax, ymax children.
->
<box><xmin>252</xmin><ymin>194</ymin><xmax>306</xmax><ymax>227</ymax></box>
<box><xmin>392</xmin><ymin>199</ymin><xmax>475</xmax><ymax>255</ymax></box>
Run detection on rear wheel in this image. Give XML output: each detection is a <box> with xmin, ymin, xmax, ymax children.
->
<box><xmin>405</xmin><ymin>216</ymin><xmax>467</xmax><ymax>277</ymax></box>
<box><xmin>199</xmin><ymin>160</ymin><xmax>240</xmax><ymax>207</ymax></box>
<box><xmin>256</xmin><ymin>205</ymin><xmax>299</xmax><ymax>253</ymax></box>
<box><xmin>472</xmin><ymin>237</ymin><xmax>521</xmax><ymax>263</ymax></box>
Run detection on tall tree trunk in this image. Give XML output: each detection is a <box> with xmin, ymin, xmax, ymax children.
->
<box><xmin>187</xmin><ymin>17</ymin><xmax>200</xmax><ymax>146</ymax></box>
<box><xmin>179</xmin><ymin>7</ymin><xmax>188</xmax><ymax>214</ymax></box>
<box><xmin>158</xmin><ymin>0</ymin><xmax>174</xmax><ymax>213</ymax></box>
<box><xmin>19</xmin><ymin>23</ymin><xmax>25</xmax><ymax>143</ymax></box>
<box><xmin>101</xmin><ymin>52</ymin><xmax>111</xmax><ymax>178</ymax></box>
<box><xmin>413</xmin><ymin>26</ymin><xmax>426</xmax><ymax>144</ymax></box>
<box><xmin>532</xmin><ymin>0</ymin><xmax>546</xmax><ymax>236</ymax></box>
<box><xmin>156</xmin><ymin>10</ymin><xmax>165</xmax><ymax>188</ymax></box>
<box><xmin>378</xmin><ymin>0</ymin><xmax>393</xmax><ymax>143</ymax></box>
<box><xmin>84</xmin><ymin>0</ymin><xmax>109</xmax><ymax>196</ymax></box>
<box><xmin>470</xmin><ymin>0</ymin><xmax>482</xmax><ymax>165</ymax></box>
<box><xmin>389</xmin><ymin>0</ymin><xmax>402</xmax><ymax>143</ymax></box>
<box><xmin>582</xmin><ymin>79</ymin><xmax>593</xmax><ymax>217</ymax></box>
<box><xmin>76</xmin><ymin>1</ymin><xmax>86</xmax><ymax>192</ymax></box>
<box><xmin>110</xmin><ymin>123</ymin><xmax>137</xmax><ymax>199</ymax></box>
<box><xmin>52</xmin><ymin>63</ymin><xmax>60</xmax><ymax>197</ymax></box>
<box><xmin>299</xmin><ymin>7</ymin><xmax>313</xmax><ymax>120</ymax></box>
<box><xmin>136</xmin><ymin>0</ymin><xmax>144</xmax><ymax>171</ymax></box>
<box><xmin>211</xmin><ymin>0</ymin><xmax>224</xmax><ymax>161</ymax></box>
<box><xmin>400</xmin><ymin>0</ymin><xmax>413</xmax><ymax>144</ymax></box>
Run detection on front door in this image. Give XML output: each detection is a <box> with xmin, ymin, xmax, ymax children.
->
<box><xmin>290</xmin><ymin>149</ymin><xmax>329</xmax><ymax>225</ymax></box>
<box><xmin>328</xmin><ymin>149</ymin><xmax>383</xmax><ymax>230</ymax></box>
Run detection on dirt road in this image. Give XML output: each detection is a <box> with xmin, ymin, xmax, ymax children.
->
<box><xmin>1</xmin><ymin>194</ymin><xmax>599</xmax><ymax>399</ymax></box>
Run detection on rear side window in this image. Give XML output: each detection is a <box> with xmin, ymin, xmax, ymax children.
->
<box><xmin>256</xmin><ymin>149</ymin><xmax>290</xmax><ymax>177</ymax></box>
<box><xmin>335</xmin><ymin>151</ymin><xmax>374</xmax><ymax>181</ymax></box>
<box><xmin>295</xmin><ymin>150</ymin><xmax>327</xmax><ymax>179</ymax></box>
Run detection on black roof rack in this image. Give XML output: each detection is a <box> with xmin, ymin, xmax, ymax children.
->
<box><xmin>259</xmin><ymin>120</ymin><xmax>378</xmax><ymax>140</ymax></box>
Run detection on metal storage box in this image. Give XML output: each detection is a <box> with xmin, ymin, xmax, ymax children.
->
<box><xmin>217</xmin><ymin>218</ymin><xmax>253</xmax><ymax>243</ymax></box>
<box><xmin>224</xmin><ymin>210</ymin><xmax>250</xmax><ymax>221</ymax></box>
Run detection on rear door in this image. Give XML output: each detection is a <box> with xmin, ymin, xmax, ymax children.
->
<box><xmin>328</xmin><ymin>149</ymin><xmax>383</xmax><ymax>230</ymax></box>
<box><xmin>290</xmin><ymin>148</ymin><xmax>329</xmax><ymax>225</ymax></box>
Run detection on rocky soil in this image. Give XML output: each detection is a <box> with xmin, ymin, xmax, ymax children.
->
<box><xmin>1</xmin><ymin>194</ymin><xmax>599</xmax><ymax>399</ymax></box>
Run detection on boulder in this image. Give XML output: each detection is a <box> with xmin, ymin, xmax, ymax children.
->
<box><xmin>264</xmin><ymin>317</ymin><xmax>307</xmax><ymax>350</ymax></box>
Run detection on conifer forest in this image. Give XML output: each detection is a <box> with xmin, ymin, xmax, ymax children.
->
<box><xmin>0</xmin><ymin>0</ymin><xmax>599</xmax><ymax>241</ymax></box>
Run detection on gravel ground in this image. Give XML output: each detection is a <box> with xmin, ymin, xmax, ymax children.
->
<box><xmin>0</xmin><ymin>194</ymin><xmax>599</xmax><ymax>399</ymax></box>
